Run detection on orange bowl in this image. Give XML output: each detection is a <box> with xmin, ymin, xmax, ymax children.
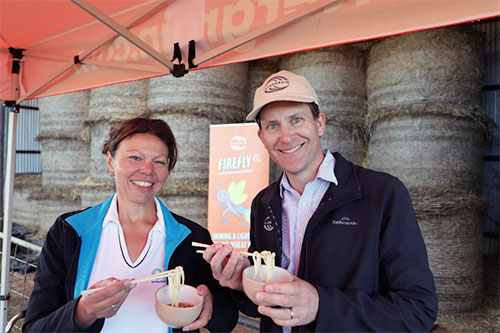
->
<box><xmin>242</xmin><ymin>265</ymin><xmax>293</xmax><ymax>306</ymax></box>
<box><xmin>155</xmin><ymin>285</ymin><xmax>203</xmax><ymax>328</ymax></box>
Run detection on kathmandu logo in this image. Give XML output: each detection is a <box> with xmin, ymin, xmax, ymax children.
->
<box><xmin>264</xmin><ymin>76</ymin><xmax>289</xmax><ymax>93</ymax></box>
<box><xmin>332</xmin><ymin>216</ymin><xmax>358</xmax><ymax>226</ymax></box>
<box><xmin>263</xmin><ymin>217</ymin><xmax>274</xmax><ymax>231</ymax></box>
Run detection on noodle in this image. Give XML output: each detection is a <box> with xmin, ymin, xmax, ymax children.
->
<box><xmin>252</xmin><ymin>250</ymin><xmax>276</xmax><ymax>283</ymax></box>
<box><xmin>167</xmin><ymin>266</ymin><xmax>184</xmax><ymax>307</ymax></box>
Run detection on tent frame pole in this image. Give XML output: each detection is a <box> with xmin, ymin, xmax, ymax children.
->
<box><xmin>0</xmin><ymin>48</ymin><xmax>21</xmax><ymax>330</ymax></box>
<box><xmin>194</xmin><ymin>0</ymin><xmax>340</xmax><ymax>66</ymax></box>
<box><xmin>16</xmin><ymin>0</ymin><xmax>169</xmax><ymax>104</ymax></box>
<box><xmin>71</xmin><ymin>0</ymin><xmax>174</xmax><ymax>71</ymax></box>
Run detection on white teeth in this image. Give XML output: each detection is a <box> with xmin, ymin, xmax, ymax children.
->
<box><xmin>132</xmin><ymin>180</ymin><xmax>153</xmax><ymax>187</ymax></box>
<box><xmin>282</xmin><ymin>144</ymin><xmax>302</xmax><ymax>153</ymax></box>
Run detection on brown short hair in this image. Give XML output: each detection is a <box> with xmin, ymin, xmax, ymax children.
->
<box><xmin>102</xmin><ymin>117</ymin><xmax>177</xmax><ymax>171</ymax></box>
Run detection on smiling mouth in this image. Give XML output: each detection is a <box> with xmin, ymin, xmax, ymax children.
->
<box><xmin>280</xmin><ymin>144</ymin><xmax>303</xmax><ymax>154</ymax></box>
<box><xmin>131</xmin><ymin>180</ymin><xmax>154</xmax><ymax>187</ymax></box>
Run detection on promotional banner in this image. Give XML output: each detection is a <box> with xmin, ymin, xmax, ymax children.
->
<box><xmin>208</xmin><ymin>123</ymin><xmax>269</xmax><ymax>251</ymax></box>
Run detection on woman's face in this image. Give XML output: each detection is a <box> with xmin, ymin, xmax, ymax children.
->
<box><xmin>107</xmin><ymin>133</ymin><xmax>170</xmax><ymax>206</ymax></box>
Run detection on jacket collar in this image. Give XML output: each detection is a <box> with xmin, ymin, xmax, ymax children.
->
<box><xmin>67</xmin><ymin>196</ymin><xmax>191</xmax><ymax>299</ymax></box>
<box><xmin>261</xmin><ymin>152</ymin><xmax>361</xmax><ymax>207</ymax></box>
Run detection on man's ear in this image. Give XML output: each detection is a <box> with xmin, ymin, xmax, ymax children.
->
<box><xmin>257</xmin><ymin>129</ymin><xmax>264</xmax><ymax>143</ymax></box>
<box><xmin>316</xmin><ymin>112</ymin><xmax>326</xmax><ymax>136</ymax></box>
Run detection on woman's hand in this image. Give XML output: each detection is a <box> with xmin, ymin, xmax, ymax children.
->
<box><xmin>181</xmin><ymin>285</ymin><xmax>213</xmax><ymax>331</ymax></box>
<box><xmin>74</xmin><ymin>277</ymin><xmax>135</xmax><ymax>330</ymax></box>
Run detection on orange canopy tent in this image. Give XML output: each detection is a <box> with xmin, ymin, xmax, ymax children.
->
<box><xmin>1</xmin><ymin>0</ymin><xmax>499</xmax><ymax>328</ymax></box>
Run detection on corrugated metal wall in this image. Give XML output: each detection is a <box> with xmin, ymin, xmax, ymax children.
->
<box><xmin>478</xmin><ymin>18</ymin><xmax>499</xmax><ymax>254</ymax></box>
<box><xmin>15</xmin><ymin>100</ymin><xmax>41</xmax><ymax>174</ymax></box>
<box><xmin>1</xmin><ymin>100</ymin><xmax>41</xmax><ymax>176</ymax></box>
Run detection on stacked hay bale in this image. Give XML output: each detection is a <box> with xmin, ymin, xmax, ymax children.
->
<box><xmin>12</xmin><ymin>174</ymin><xmax>42</xmax><ymax>232</ymax></box>
<box><xmin>147</xmin><ymin>63</ymin><xmax>248</xmax><ymax>227</ymax></box>
<box><xmin>34</xmin><ymin>91</ymin><xmax>90</xmax><ymax>233</ymax></box>
<box><xmin>279</xmin><ymin>46</ymin><xmax>367</xmax><ymax>164</ymax></box>
<box><xmin>247</xmin><ymin>57</ymin><xmax>281</xmax><ymax>182</ymax></box>
<box><xmin>81</xmin><ymin>80</ymin><xmax>149</xmax><ymax>208</ymax></box>
<box><xmin>365</xmin><ymin>26</ymin><xmax>492</xmax><ymax>312</ymax></box>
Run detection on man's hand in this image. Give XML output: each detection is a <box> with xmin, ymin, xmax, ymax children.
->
<box><xmin>255</xmin><ymin>277</ymin><xmax>319</xmax><ymax>327</ymax></box>
<box><xmin>202</xmin><ymin>243</ymin><xmax>250</xmax><ymax>291</ymax></box>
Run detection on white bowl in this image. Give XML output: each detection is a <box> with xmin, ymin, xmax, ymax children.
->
<box><xmin>155</xmin><ymin>284</ymin><xmax>203</xmax><ymax>328</ymax></box>
<box><xmin>242</xmin><ymin>265</ymin><xmax>293</xmax><ymax>306</ymax></box>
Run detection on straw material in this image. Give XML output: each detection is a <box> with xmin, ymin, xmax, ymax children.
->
<box><xmin>88</xmin><ymin>120</ymin><xmax>119</xmax><ymax>182</ymax></box>
<box><xmin>13</xmin><ymin>175</ymin><xmax>41</xmax><ymax>231</ymax></box>
<box><xmin>367</xmin><ymin>25</ymin><xmax>483</xmax><ymax>114</ymax></box>
<box><xmin>35</xmin><ymin>193</ymin><xmax>82</xmax><ymax>234</ymax></box>
<box><xmin>29</xmin><ymin>186</ymin><xmax>81</xmax><ymax>202</ymax></box>
<box><xmin>248</xmin><ymin>57</ymin><xmax>279</xmax><ymax>111</ymax></box>
<box><xmin>365</xmin><ymin>102</ymin><xmax>496</xmax><ymax>137</ymax></box>
<box><xmin>149</xmin><ymin>113</ymin><xmax>211</xmax><ymax>184</ymax></box>
<box><xmin>39</xmin><ymin>137</ymin><xmax>90</xmax><ymax>187</ymax></box>
<box><xmin>13</xmin><ymin>173</ymin><xmax>41</xmax><ymax>187</ymax></box>
<box><xmin>38</xmin><ymin>91</ymin><xmax>90</xmax><ymax>137</ymax></box>
<box><xmin>364</xmin><ymin>115</ymin><xmax>485</xmax><ymax>193</ymax></box>
<box><xmin>88</xmin><ymin>80</ymin><xmax>149</xmax><ymax>121</ymax></box>
<box><xmin>147</xmin><ymin>63</ymin><xmax>249</xmax><ymax>123</ymax></box>
<box><xmin>279</xmin><ymin>45</ymin><xmax>367</xmax><ymax>164</ymax></box>
<box><xmin>78</xmin><ymin>177</ymin><xmax>115</xmax><ymax>208</ymax></box>
<box><xmin>410</xmin><ymin>187</ymin><xmax>487</xmax><ymax>313</ymax></box>
<box><xmin>160</xmin><ymin>180</ymin><xmax>207</xmax><ymax>196</ymax></box>
<box><xmin>157</xmin><ymin>194</ymin><xmax>208</xmax><ymax>228</ymax></box>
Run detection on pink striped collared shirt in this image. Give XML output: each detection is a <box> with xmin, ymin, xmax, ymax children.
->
<box><xmin>279</xmin><ymin>150</ymin><xmax>338</xmax><ymax>276</ymax></box>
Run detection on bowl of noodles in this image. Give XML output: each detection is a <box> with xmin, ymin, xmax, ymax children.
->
<box><xmin>242</xmin><ymin>251</ymin><xmax>293</xmax><ymax>306</ymax></box>
<box><xmin>155</xmin><ymin>267</ymin><xmax>203</xmax><ymax>328</ymax></box>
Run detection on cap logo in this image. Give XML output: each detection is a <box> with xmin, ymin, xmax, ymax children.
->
<box><xmin>264</xmin><ymin>76</ymin><xmax>289</xmax><ymax>93</ymax></box>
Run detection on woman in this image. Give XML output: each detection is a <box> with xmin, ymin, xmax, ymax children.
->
<box><xmin>23</xmin><ymin>117</ymin><xmax>239</xmax><ymax>332</ymax></box>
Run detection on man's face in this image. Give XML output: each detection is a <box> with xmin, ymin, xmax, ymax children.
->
<box><xmin>257</xmin><ymin>101</ymin><xmax>325</xmax><ymax>181</ymax></box>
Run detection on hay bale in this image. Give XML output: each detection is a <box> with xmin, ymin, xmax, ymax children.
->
<box><xmin>78</xmin><ymin>177</ymin><xmax>115</xmax><ymax>209</ymax></box>
<box><xmin>367</xmin><ymin>25</ymin><xmax>483</xmax><ymax>114</ymax></box>
<box><xmin>87</xmin><ymin>120</ymin><xmax>122</xmax><ymax>182</ymax></box>
<box><xmin>159</xmin><ymin>179</ymin><xmax>208</xmax><ymax>226</ymax></box>
<box><xmin>147</xmin><ymin>63</ymin><xmax>249</xmax><ymax>123</ymax></box>
<box><xmin>365</xmin><ymin>115</ymin><xmax>484</xmax><ymax>193</ymax></box>
<box><xmin>410</xmin><ymin>188</ymin><xmax>487</xmax><ymax>312</ymax></box>
<box><xmin>279</xmin><ymin>46</ymin><xmax>366</xmax><ymax>165</ymax></box>
<box><xmin>151</xmin><ymin>113</ymin><xmax>211</xmax><ymax>183</ymax></box>
<box><xmin>248</xmin><ymin>57</ymin><xmax>279</xmax><ymax>111</ymax></box>
<box><xmin>37</xmin><ymin>91</ymin><xmax>90</xmax><ymax>188</ymax></box>
<box><xmin>158</xmin><ymin>194</ymin><xmax>208</xmax><ymax>228</ymax></box>
<box><xmin>88</xmin><ymin>80</ymin><xmax>149</xmax><ymax>121</ymax></box>
<box><xmin>39</xmin><ymin>137</ymin><xmax>90</xmax><ymax>187</ymax></box>
<box><xmin>37</xmin><ymin>91</ymin><xmax>89</xmax><ymax>138</ymax></box>
<box><xmin>147</xmin><ymin>63</ymin><xmax>249</xmax><ymax>223</ymax></box>
<box><xmin>12</xmin><ymin>174</ymin><xmax>41</xmax><ymax>231</ymax></box>
<box><xmin>29</xmin><ymin>186</ymin><xmax>81</xmax><ymax>234</ymax></box>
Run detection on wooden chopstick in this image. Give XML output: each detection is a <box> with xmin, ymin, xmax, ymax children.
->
<box><xmin>81</xmin><ymin>268</ymin><xmax>180</xmax><ymax>296</ymax></box>
<box><xmin>192</xmin><ymin>241</ymin><xmax>253</xmax><ymax>257</ymax></box>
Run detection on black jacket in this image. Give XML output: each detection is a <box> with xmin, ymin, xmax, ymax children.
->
<box><xmin>237</xmin><ymin>153</ymin><xmax>438</xmax><ymax>332</ymax></box>
<box><xmin>23</xmin><ymin>199</ymin><xmax>239</xmax><ymax>332</ymax></box>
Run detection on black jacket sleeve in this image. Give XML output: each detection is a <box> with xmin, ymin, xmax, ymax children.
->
<box><xmin>23</xmin><ymin>216</ymin><xmax>105</xmax><ymax>332</ymax></box>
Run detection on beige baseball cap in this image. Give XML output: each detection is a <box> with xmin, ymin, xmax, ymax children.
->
<box><xmin>246</xmin><ymin>70</ymin><xmax>319</xmax><ymax>121</ymax></box>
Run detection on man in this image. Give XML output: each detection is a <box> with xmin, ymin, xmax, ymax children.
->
<box><xmin>203</xmin><ymin>70</ymin><xmax>438</xmax><ymax>332</ymax></box>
